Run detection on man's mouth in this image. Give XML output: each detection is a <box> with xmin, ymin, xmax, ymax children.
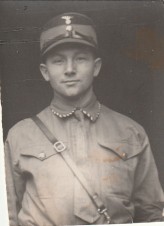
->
<box><xmin>62</xmin><ymin>80</ymin><xmax>80</xmax><ymax>85</ymax></box>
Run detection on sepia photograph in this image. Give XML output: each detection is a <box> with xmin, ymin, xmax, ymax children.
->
<box><xmin>1</xmin><ymin>1</ymin><xmax>164</xmax><ymax>225</ymax></box>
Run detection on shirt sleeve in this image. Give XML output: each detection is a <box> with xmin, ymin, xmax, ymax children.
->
<box><xmin>133</xmin><ymin>133</ymin><xmax>164</xmax><ymax>222</ymax></box>
<box><xmin>5</xmin><ymin>138</ymin><xmax>26</xmax><ymax>226</ymax></box>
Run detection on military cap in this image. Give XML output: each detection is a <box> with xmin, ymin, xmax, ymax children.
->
<box><xmin>40</xmin><ymin>12</ymin><xmax>98</xmax><ymax>56</ymax></box>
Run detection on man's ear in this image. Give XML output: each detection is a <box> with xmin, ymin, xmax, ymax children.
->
<box><xmin>93</xmin><ymin>58</ymin><xmax>102</xmax><ymax>78</ymax></box>
<box><xmin>40</xmin><ymin>64</ymin><xmax>50</xmax><ymax>81</ymax></box>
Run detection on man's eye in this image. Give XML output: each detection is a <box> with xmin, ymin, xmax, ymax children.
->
<box><xmin>52</xmin><ymin>58</ymin><xmax>64</xmax><ymax>64</ymax></box>
<box><xmin>76</xmin><ymin>56</ymin><xmax>87</xmax><ymax>62</ymax></box>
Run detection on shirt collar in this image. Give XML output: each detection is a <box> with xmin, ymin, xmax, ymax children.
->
<box><xmin>50</xmin><ymin>93</ymin><xmax>101</xmax><ymax>122</ymax></box>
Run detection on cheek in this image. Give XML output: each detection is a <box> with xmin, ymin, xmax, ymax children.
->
<box><xmin>49</xmin><ymin>77</ymin><xmax>60</xmax><ymax>88</ymax></box>
<box><xmin>81</xmin><ymin>67</ymin><xmax>94</xmax><ymax>81</ymax></box>
<box><xmin>47</xmin><ymin>68</ymin><xmax>62</xmax><ymax>82</ymax></box>
<box><xmin>79</xmin><ymin>64</ymin><xmax>95</xmax><ymax>76</ymax></box>
<box><xmin>48</xmin><ymin>64</ymin><xmax>63</xmax><ymax>75</ymax></box>
<box><xmin>47</xmin><ymin>74</ymin><xmax>59</xmax><ymax>89</ymax></box>
<box><xmin>82</xmin><ymin>74</ymin><xmax>94</xmax><ymax>89</ymax></box>
<box><xmin>85</xmin><ymin>67</ymin><xmax>95</xmax><ymax>80</ymax></box>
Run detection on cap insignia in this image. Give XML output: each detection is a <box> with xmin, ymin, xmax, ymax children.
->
<box><xmin>61</xmin><ymin>16</ymin><xmax>73</xmax><ymax>25</ymax></box>
<box><xmin>66</xmin><ymin>25</ymin><xmax>73</xmax><ymax>32</ymax></box>
<box><xmin>62</xmin><ymin>16</ymin><xmax>74</xmax><ymax>36</ymax></box>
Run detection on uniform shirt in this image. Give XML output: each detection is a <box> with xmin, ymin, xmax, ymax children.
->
<box><xmin>5</xmin><ymin>94</ymin><xmax>164</xmax><ymax>226</ymax></box>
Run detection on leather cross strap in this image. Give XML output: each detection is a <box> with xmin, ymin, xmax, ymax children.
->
<box><xmin>31</xmin><ymin>115</ymin><xmax>111</xmax><ymax>224</ymax></box>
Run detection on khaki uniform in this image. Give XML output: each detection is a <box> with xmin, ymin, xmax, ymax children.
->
<box><xmin>5</xmin><ymin>94</ymin><xmax>164</xmax><ymax>225</ymax></box>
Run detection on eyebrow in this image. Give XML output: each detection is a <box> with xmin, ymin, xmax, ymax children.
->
<box><xmin>50</xmin><ymin>50</ymin><xmax>90</xmax><ymax>57</ymax></box>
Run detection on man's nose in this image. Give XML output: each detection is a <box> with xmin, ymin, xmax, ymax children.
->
<box><xmin>64</xmin><ymin>60</ymin><xmax>76</xmax><ymax>76</ymax></box>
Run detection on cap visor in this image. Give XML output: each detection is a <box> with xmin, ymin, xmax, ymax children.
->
<box><xmin>41</xmin><ymin>38</ymin><xmax>96</xmax><ymax>56</ymax></box>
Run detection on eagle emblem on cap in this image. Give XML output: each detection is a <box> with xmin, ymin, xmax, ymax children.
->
<box><xmin>61</xmin><ymin>15</ymin><xmax>73</xmax><ymax>25</ymax></box>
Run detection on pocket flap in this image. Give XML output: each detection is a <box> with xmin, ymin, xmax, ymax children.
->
<box><xmin>20</xmin><ymin>144</ymin><xmax>58</xmax><ymax>161</ymax></box>
<box><xmin>98</xmin><ymin>139</ymin><xmax>142</xmax><ymax>161</ymax></box>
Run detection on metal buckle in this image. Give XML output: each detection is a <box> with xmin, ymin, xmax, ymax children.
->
<box><xmin>53</xmin><ymin>141</ymin><xmax>66</xmax><ymax>153</ymax></box>
<box><xmin>98</xmin><ymin>206</ymin><xmax>111</xmax><ymax>224</ymax></box>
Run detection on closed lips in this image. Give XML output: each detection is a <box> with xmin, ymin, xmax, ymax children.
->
<box><xmin>62</xmin><ymin>80</ymin><xmax>80</xmax><ymax>83</ymax></box>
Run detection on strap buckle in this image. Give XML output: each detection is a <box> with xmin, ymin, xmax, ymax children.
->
<box><xmin>98</xmin><ymin>205</ymin><xmax>111</xmax><ymax>224</ymax></box>
<box><xmin>53</xmin><ymin>141</ymin><xmax>66</xmax><ymax>152</ymax></box>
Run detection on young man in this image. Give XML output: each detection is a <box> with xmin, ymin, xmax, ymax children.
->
<box><xmin>5</xmin><ymin>12</ymin><xmax>164</xmax><ymax>226</ymax></box>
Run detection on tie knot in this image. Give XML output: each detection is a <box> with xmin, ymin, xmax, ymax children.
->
<box><xmin>74</xmin><ymin>109</ymin><xmax>84</xmax><ymax>121</ymax></box>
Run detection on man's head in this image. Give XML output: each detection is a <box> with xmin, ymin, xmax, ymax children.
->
<box><xmin>40</xmin><ymin>12</ymin><xmax>102</xmax><ymax>102</ymax></box>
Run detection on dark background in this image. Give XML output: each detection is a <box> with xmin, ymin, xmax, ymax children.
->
<box><xmin>1</xmin><ymin>1</ymin><xmax>164</xmax><ymax>188</ymax></box>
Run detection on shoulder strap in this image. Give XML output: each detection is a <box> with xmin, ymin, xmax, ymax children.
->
<box><xmin>31</xmin><ymin>115</ymin><xmax>111</xmax><ymax>224</ymax></box>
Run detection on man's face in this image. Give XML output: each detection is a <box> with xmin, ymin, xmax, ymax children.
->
<box><xmin>40</xmin><ymin>44</ymin><xmax>101</xmax><ymax>100</ymax></box>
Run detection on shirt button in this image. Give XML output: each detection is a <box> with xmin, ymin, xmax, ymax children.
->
<box><xmin>38</xmin><ymin>152</ymin><xmax>46</xmax><ymax>160</ymax></box>
<box><xmin>122</xmin><ymin>152</ymin><xmax>128</xmax><ymax>160</ymax></box>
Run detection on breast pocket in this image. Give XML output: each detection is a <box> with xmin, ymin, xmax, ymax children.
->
<box><xmin>20</xmin><ymin>144</ymin><xmax>58</xmax><ymax>167</ymax></box>
<box><xmin>98</xmin><ymin>140</ymin><xmax>143</xmax><ymax>198</ymax></box>
<box><xmin>19</xmin><ymin>144</ymin><xmax>72</xmax><ymax>198</ymax></box>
